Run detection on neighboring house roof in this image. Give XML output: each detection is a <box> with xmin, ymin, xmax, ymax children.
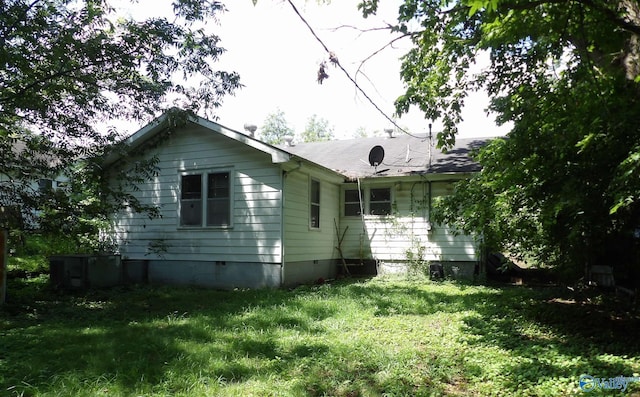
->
<box><xmin>3</xmin><ymin>138</ymin><xmax>65</xmax><ymax>170</ymax></box>
<box><xmin>279</xmin><ymin>133</ymin><xmax>490</xmax><ymax>179</ymax></box>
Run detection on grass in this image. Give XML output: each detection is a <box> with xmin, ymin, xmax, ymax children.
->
<box><xmin>1</xmin><ymin>275</ymin><xmax>639</xmax><ymax>396</ymax></box>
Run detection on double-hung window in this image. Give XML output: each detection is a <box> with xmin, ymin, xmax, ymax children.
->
<box><xmin>343</xmin><ymin>187</ymin><xmax>392</xmax><ymax>216</ymax></box>
<box><xmin>180</xmin><ymin>174</ymin><xmax>203</xmax><ymax>226</ymax></box>
<box><xmin>344</xmin><ymin>189</ymin><xmax>363</xmax><ymax>216</ymax></box>
<box><xmin>310</xmin><ymin>179</ymin><xmax>320</xmax><ymax>229</ymax></box>
<box><xmin>180</xmin><ymin>171</ymin><xmax>231</xmax><ymax>227</ymax></box>
<box><xmin>207</xmin><ymin>173</ymin><xmax>230</xmax><ymax>226</ymax></box>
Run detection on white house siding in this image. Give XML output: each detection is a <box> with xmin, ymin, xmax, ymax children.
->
<box><xmin>338</xmin><ymin>179</ymin><xmax>479</xmax><ymax>278</ymax></box>
<box><xmin>282</xmin><ymin>167</ymin><xmax>340</xmax><ymax>285</ymax></box>
<box><xmin>111</xmin><ymin>125</ymin><xmax>285</xmax><ymax>288</ymax></box>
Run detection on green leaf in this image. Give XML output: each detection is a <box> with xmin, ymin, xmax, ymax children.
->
<box><xmin>392</xmin><ymin>0</ymin><xmax>640</xmax><ymax>278</ymax></box>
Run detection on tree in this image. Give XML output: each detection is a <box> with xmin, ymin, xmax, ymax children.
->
<box><xmin>352</xmin><ymin>126</ymin><xmax>370</xmax><ymax>139</ymax></box>
<box><xmin>0</xmin><ymin>1</ymin><xmax>240</xmax><ymax>245</ymax></box>
<box><xmin>359</xmin><ymin>0</ymin><xmax>640</xmax><ymax>278</ymax></box>
<box><xmin>300</xmin><ymin>114</ymin><xmax>334</xmax><ymax>142</ymax></box>
<box><xmin>260</xmin><ymin>109</ymin><xmax>294</xmax><ymax>145</ymax></box>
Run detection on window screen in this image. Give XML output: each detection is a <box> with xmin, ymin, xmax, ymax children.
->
<box><xmin>369</xmin><ymin>188</ymin><xmax>391</xmax><ymax>215</ymax></box>
<box><xmin>207</xmin><ymin>172</ymin><xmax>230</xmax><ymax>226</ymax></box>
<box><xmin>180</xmin><ymin>174</ymin><xmax>203</xmax><ymax>226</ymax></box>
<box><xmin>310</xmin><ymin>179</ymin><xmax>320</xmax><ymax>228</ymax></box>
<box><xmin>344</xmin><ymin>189</ymin><xmax>362</xmax><ymax>216</ymax></box>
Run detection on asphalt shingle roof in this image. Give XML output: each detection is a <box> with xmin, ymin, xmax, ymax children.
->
<box><xmin>280</xmin><ymin>134</ymin><xmax>491</xmax><ymax>179</ymax></box>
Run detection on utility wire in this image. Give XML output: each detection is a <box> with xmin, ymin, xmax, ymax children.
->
<box><xmin>285</xmin><ymin>0</ymin><xmax>424</xmax><ymax>139</ymax></box>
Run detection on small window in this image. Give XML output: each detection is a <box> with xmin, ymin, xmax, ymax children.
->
<box><xmin>180</xmin><ymin>171</ymin><xmax>231</xmax><ymax>227</ymax></box>
<box><xmin>344</xmin><ymin>189</ymin><xmax>362</xmax><ymax>216</ymax></box>
<box><xmin>369</xmin><ymin>188</ymin><xmax>391</xmax><ymax>215</ymax></box>
<box><xmin>310</xmin><ymin>179</ymin><xmax>320</xmax><ymax>228</ymax></box>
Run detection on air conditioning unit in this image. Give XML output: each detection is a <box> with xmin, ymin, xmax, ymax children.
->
<box><xmin>50</xmin><ymin>254</ymin><xmax>122</xmax><ymax>289</ymax></box>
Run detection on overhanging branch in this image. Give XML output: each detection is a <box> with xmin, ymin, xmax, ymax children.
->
<box><xmin>285</xmin><ymin>0</ymin><xmax>422</xmax><ymax>138</ymax></box>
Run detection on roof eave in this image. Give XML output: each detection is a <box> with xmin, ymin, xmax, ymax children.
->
<box><xmin>341</xmin><ymin>169</ymin><xmax>479</xmax><ymax>182</ymax></box>
<box><xmin>194</xmin><ymin>116</ymin><xmax>292</xmax><ymax>164</ymax></box>
<box><xmin>103</xmin><ymin>111</ymin><xmax>294</xmax><ymax>167</ymax></box>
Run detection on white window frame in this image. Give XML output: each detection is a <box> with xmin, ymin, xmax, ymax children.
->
<box><xmin>310</xmin><ymin>178</ymin><xmax>320</xmax><ymax>229</ymax></box>
<box><xmin>178</xmin><ymin>168</ymin><xmax>234</xmax><ymax>229</ymax></box>
<box><xmin>342</xmin><ymin>185</ymin><xmax>393</xmax><ymax>217</ymax></box>
<box><xmin>369</xmin><ymin>187</ymin><xmax>392</xmax><ymax>216</ymax></box>
<box><xmin>343</xmin><ymin>187</ymin><xmax>363</xmax><ymax>217</ymax></box>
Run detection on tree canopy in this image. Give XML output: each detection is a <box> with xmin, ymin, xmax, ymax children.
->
<box><xmin>0</xmin><ymin>0</ymin><xmax>239</xmax><ymax>248</ymax></box>
<box><xmin>260</xmin><ymin>109</ymin><xmax>294</xmax><ymax>145</ymax></box>
<box><xmin>360</xmin><ymin>0</ymin><xmax>640</xmax><ymax>278</ymax></box>
<box><xmin>300</xmin><ymin>114</ymin><xmax>334</xmax><ymax>143</ymax></box>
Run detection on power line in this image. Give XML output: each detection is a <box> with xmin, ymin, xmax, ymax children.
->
<box><xmin>285</xmin><ymin>0</ymin><xmax>424</xmax><ymax>139</ymax></box>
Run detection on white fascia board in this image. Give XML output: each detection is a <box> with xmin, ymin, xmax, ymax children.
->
<box><xmin>102</xmin><ymin>113</ymin><xmax>167</xmax><ymax>166</ymax></box>
<box><xmin>194</xmin><ymin>116</ymin><xmax>292</xmax><ymax>164</ymax></box>
<box><xmin>423</xmin><ymin>172</ymin><xmax>475</xmax><ymax>181</ymax></box>
<box><xmin>104</xmin><ymin>111</ymin><xmax>293</xmax><ymax>166</ymax></box>
<box><xmin>279</xmin><ymin>154</ymin><xmax>346</xmax><ymax>183</ymax></box>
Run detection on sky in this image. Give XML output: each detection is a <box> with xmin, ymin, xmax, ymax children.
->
<box><xmin>115</xmin><ymin>0</ymin><xmax>510</xmax><ymax>140</ymax></box>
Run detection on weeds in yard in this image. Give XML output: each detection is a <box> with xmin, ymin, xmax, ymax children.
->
<box><xmin>1</xmin><ymin>276</ymin><xmax>639</xmax><ymax>396</ymax></box>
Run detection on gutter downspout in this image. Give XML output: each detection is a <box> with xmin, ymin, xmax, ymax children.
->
<box><xmin>280</xmin><ymin>161</ymin><xmax>303</xmax><ymax>287</ymax></box>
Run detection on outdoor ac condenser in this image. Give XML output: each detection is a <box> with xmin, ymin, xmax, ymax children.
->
<box><xmin>49</xmin><ymin>254</ymin><xmax>122</xmax><ymax>289</ymax></box>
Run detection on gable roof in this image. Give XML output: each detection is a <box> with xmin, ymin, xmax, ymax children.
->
<box><xmin>279</xmin><ymin>134</ymin><xmax>490</xmax><ymax>179</ymax></box>
<box><xmin>105</xmin><ymin>110</ymin><xmax>489</xmax><ymax>181</ymax></box>
<box><xmin>103</xmin><ymin>110</ymin><xmax>294</xmax><ymax>167</ymax></box>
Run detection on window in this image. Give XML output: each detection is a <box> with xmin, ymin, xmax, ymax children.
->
<box><xmin>342</xmin><ymin>187</ymin><xmax>392</xmax><ymax>216</ymax></box>
<box><xmin>180</xmin><ymin>171</ymin><xmax>231</xmax><ymax>227</ymax></box>
<box><xmin>344</xmin><ymin>189</ymin><xmax>362</xmax><ymax>216</ymax></box>
<box><xmin>38</xmin><ymin>179</ymin><xmax>53</xmax><ymax>194</ymax></box>
<box><xmin>180</xmin><ymin>174</ymin><xmax>203</xmax><ymax>226</ymax></box>
<box><xmin>207</xmin><ymin>173</ymin><xmax>230</xmax><ymax>226</ymax></box>
<box><xmin>369</xmin><ymin>188</ymin><xmax>391</xmax><ymax>215</ymax></box>
<box><xmin>310</xmin><ymin>179</ymin><xmax>320</xmax><ymax>228</ymax></box>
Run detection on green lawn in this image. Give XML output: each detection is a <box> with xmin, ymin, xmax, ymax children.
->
<box><xmin>1</xmin><ymin>276</ymin><xmax>639</xmax><ymax>396</ymax></box>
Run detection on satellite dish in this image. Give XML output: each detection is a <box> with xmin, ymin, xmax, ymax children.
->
<box><xmin>368</xmin><ymin>145</ymin><xmax>385</xmax><ymax>167</ymax></box>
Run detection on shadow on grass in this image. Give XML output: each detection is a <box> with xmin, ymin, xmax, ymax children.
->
<box><xmin>2</xmin><ymin>277</ymin><xmax>639</xmax><ymax>396</ymax></box>
<box><xmin>315</xmin><ymin>279</ymin><xmax>640</xmax><ymax>394</ymax></box>
<box><xmin>334</xmin><ymin>279</ymin><xmax>499</xmax><ymax>316</ymax></box>
<box><xmin>0</xmin><ymin>278</ymin><xmax>337</xmax><ymax>395</ymax></box>
<box><xmin>459</xmin><ymin>285</ymin><xmax>640</xmax><ymax>393</ymax></box>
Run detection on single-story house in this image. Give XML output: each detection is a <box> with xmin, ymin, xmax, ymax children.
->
<box><xmin>104</xmin><ymin>110</ymin><xmax>488</xmax><ymax>289</ymax></box>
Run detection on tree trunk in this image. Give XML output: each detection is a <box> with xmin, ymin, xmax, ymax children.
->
<box><xmin>621</xmin><ymin>0</ymin><xmax>640</xmax><ymax>80</ymax></box>
<box><xmin>0</xmin><ymin>229</ymin><xmax>7</xmax><ymax>305</ymax></box>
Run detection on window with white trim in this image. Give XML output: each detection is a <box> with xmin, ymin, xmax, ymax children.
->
<box><xmin>344</xmin><ymin>189</ymin><xmax>363</xmax><ymax>216</ymax></box>
<box><xmin>310</xmin><ymin>179</ymin><xmax>320</xmax><ymax>229</ymax></box>
<box><xmin>369</xmin><ymin>187</ymin><xmax>391</xmax><ymax>215</ymax></box>
<box><xmin>180</xmin><ymin>171</ymin><xmax>231</xmax><ymax>227</ymax></box>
